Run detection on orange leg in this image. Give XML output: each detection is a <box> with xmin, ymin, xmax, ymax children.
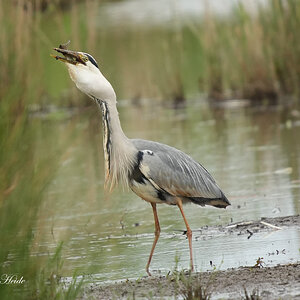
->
<box><xmin>146</xmin><ymin>202</ymin><xmax>161</xmax><ymax>276</ymax></box>
<box><xmin>177</xmin><ymin>198</ymin><xmax>194</xmax><ymax>272</ymax></box>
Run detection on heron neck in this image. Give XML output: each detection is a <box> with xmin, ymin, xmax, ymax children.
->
<box><xmin>95</xmin><ymin>98</ymin><xmax>137</xmax><ymax>189</ymax></box>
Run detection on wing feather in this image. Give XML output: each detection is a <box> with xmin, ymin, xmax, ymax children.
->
<box><xmin>131</xmin><ymin>139</ymin><xmax>225</xmax><ymax>200</ymax></box>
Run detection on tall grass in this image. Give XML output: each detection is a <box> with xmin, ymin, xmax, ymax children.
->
<box><xmin>0</xmin><ymin>98</ymin><xmax>83</xmax><ymax>299</ymax></box>
<box><xmin>97</xmin><ymin>0</ymin><xmax>300</xmax><ymax>103</ymax></box>
<box><xmin>1</xmin><ymin>1</ymin><xmax>299</xmax><ymax>107</ymax></box>
<box><xmin>0</xmin><ymin>2</ymin><xmax>84</xmax><ymax>299</ymax></box>
<box><xmin>201</xmin><ymin>1</ymin><xmax>300</xmax><ymax>103</ymax></box>
<box><xmin>0</xmin><ymin>74</ymin><xmax>82</xmax><ymax>299</ymax></box>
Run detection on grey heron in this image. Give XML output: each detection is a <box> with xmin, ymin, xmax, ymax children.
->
<box><xmin>52</xmin><ymin>47</ymin><xmax>230</xmax><ymax>275</ymax></box>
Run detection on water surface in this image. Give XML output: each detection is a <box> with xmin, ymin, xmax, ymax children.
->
<box><xmin>33</xmin><ymin>99</ymin><xmax>300</xmax><ymax>281</ymax></box>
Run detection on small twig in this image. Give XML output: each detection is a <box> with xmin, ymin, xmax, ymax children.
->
<box><xmin>260</xmin><ymin>221</ymin><xmax>282</xmax><ymax>230</ymax></box>
<box><xmin>226</xmin><ymin>221</ymin><xmax>254</xmax><ymax>229</ymax></box>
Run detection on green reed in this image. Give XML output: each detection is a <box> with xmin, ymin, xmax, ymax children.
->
<box><xmin>0</xmin><ymin>2</ymin><xmax>83</xmax><ymax>297</ymax></box>
<box><xmin>0</xmin><ymin>86</ymin><xmax>83</xmax><ymax>299</ymax></box>
<box><xmin>1</xmin><ymin>1</ymin><xmax>300</xmax><ymax>108</ymax></box>
<box><xmin>97</xmin><ymin>0</ymin><xmax>299</xmax><ymax>103</ymax></box>
<box><xmin>73</xmin><ymin>0</ymin><xmax>300</xmax><ymax>103</ymax></box>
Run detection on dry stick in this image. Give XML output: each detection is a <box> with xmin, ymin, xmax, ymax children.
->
<box><xmin>225</xmin><ymin>221</ymin><xmax>254</xmax><ymax>229</ymax></box>
<box><xmin>226</xmin><ymin>220</ymin><xmax>282</xmax><ymax>231</ymax></box>
<box><xmin>260</xmin><ymin>221</ymin><xmax>282</xmax><ymax>230</ymax></box>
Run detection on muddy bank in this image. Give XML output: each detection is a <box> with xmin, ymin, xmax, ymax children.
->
<box><xmin>83</xmin><ymin>264</ymin><xmax>300</xmax><ymax>299</ymax></box>
<box><xmin>81</xmin><ymin>215</ymin><xmax>300</xmax><ymax>299</ymax></box>
<box><xmin>192</xmin><ymin>214</ymin><xmax>300</xmax><ymax>240</ymax></box>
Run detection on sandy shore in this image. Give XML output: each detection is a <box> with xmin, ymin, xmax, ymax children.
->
<box><xmin>81</xmin><ymin>215</ymin><xmax>300</xmax><ymax>299</ymax></box>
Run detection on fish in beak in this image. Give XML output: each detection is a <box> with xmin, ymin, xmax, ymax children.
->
<box><xmin>51</xmin><ymin>45</ymin><xmax>86</xmax><ymax>66</ymax></box>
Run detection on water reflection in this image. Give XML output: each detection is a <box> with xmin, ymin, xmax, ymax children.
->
<box><xmin>34</xmin><ymin>99</ymin><xmax>300</xmax><ymax>281</ymax></box>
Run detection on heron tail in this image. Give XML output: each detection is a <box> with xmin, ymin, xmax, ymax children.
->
<box><xmin>189</xmin><ymin>192</ymin><xmax>231</xmax><ymax>209</ymax></box>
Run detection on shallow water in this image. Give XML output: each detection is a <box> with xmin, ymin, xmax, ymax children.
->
<box><xmin>33</xmin><ymin>99</ymin><xmax>300</xmax><ymax>282</ymax></box>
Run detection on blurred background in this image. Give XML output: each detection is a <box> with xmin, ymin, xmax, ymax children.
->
<box><xmin>0</xmin><ymin>0</ymin><xmax>300</xmax><ymax>299</ymax></box>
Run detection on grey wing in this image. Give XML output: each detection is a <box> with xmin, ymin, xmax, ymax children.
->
<box><xmin>132</xmin><ymin>139</ymin><xmax>230</xmax><ymax>208</ymax></box>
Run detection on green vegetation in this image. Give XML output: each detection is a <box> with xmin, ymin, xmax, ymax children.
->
<box><xmin>1</xmin><ymin>1</ymin><xmax>299</xmax><ymax>108</ymax></box>
<box><xmin>181</xmin><ymin>277</ymin><xmax>212</xmax><ymax>300</ymax></box>
<box><xmin>165</xmin><ymin>256</ymin><xmax>214</xmax><ymax>300</ymax></box>
<box><xmin>0</xmin><ymin>104</ymin><xmax>82</xmax><ymax>299</ymax></box>
<box><xmin>0</xmin><ymin>78</ymin><xmax>81</xmax><ymax>298</ymax></box>
<box><xmin>0</xmin><ymin>3</ymin><xmax>81</xmax><ymax>298</ymax></box>
<box><xmin>243</xmin><ymin>288</ymin><xmax>261</xmax><ymax>300</ymax></box>
<box><xmin>108</xmin><ymin>0</ymin><xmax>300</xmax><ymax>103</ymax></box>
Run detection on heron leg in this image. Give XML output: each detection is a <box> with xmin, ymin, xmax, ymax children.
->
<box><xmin>146</xmin><ymin>202</ymin><xmax>161</xmax><ymax>276</ymax></box>
<box><xmin>177</xmin><ymin>198</ymin><xmax>194</xmax><ymax>272</ymax></box>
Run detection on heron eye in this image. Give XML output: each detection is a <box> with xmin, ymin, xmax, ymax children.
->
<box><xmin>85</xmin><ymin>53</ymin><xmax>99</xmax><ymax>69</ymax></box>
<box><xmin>82</xmin><ymin>56</ymin><xmax>88</xmax><ymax>62</ymax></box>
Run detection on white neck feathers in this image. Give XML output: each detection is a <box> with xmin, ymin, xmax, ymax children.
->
<box><xmin>95</xmin><ymin>98</ymin><xmax>137</xmax><ymax>191</ymax></box>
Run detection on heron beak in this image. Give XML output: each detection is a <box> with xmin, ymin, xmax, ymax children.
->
<box><xmin>51</xmin><ymin>48</ymin><xmax>86</xmax><ymax>65</ymax></box>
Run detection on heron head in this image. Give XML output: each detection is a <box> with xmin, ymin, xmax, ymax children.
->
<box><xmin>52</xmin><ymin>47</ymin><xmax>116</xmax><ymax>102</ymax></box>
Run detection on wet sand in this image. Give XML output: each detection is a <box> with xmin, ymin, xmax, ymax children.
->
<box><xmin>81</xmin><ymin>215</ymin><xmax>300</xmax><ymax>299</ymax></box>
